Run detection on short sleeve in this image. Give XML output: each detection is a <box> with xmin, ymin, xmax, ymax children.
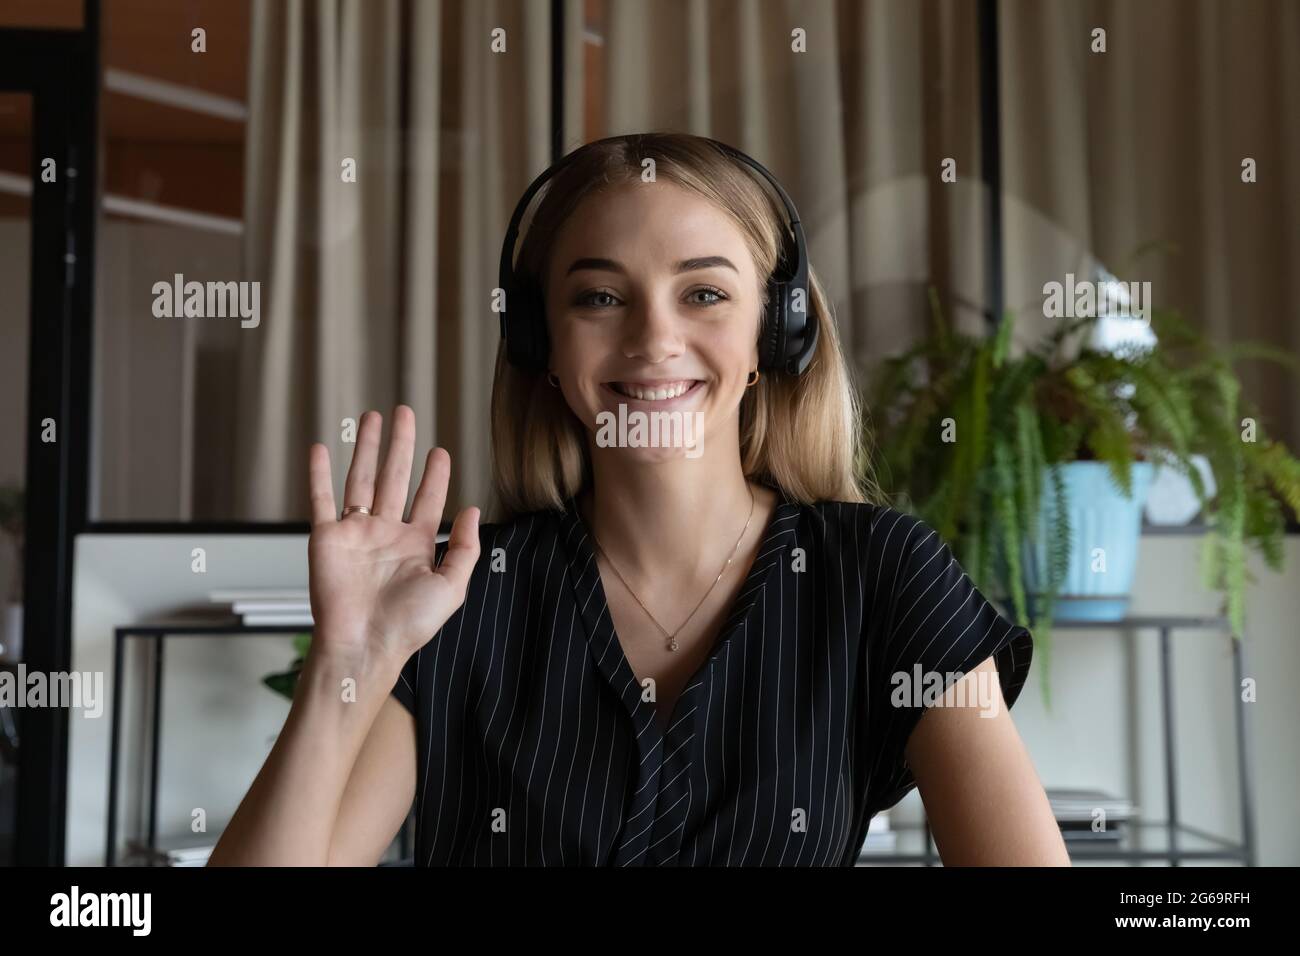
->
<box><xmin>390</xmin><ymin>647</ymin><xmax>420</xmax><ymax>716</ymax></box>
<box><xmin>860</xmin><ymin>512</ymin><xmax>1033</xmax><ymax>817</ymax></box>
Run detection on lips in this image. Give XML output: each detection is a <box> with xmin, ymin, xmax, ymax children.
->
<box><xmin>604</xmin><ymin>379</ymin><xmax>703</xmax><ymax>402</ymax></box>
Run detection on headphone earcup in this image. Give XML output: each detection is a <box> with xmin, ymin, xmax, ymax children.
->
<box><xmin>505</xmin><ymin>281</ymin><xmax>550</xmax><ymax>371</ymax></box>
<box><xmin>759</xmin><ymin>279</ymin><xmax>788</xmax><ymax>371</ymax></box>
<box><xmin>762</xmin><ymin>277</ymin><xmax>819</xmax><ymax>375</ymax></box>
<box><xmin>526</xmin><ymin>303</ymin><xmax>550</xmax><ymax>370</ymax></box>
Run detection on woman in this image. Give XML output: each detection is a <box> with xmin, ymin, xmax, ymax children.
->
<box><xmin>210</xmin><ymin>133</ymin><xmax>1068</xmax><ymax>867</ymax></box>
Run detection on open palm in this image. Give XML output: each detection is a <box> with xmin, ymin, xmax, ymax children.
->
<box><xmin>306</xmin><ymin>405</ymin><xmax>480</xmax><ymax>669</ymax></box>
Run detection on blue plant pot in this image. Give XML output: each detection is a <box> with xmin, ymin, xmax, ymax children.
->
<box><xmin>1015</xmin><ymin>461</ymin><xmax>1155</xmax><ymax>622</ymax></box>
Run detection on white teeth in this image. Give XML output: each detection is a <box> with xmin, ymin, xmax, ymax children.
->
<box><xmin>612</xmin><ymin>381</ymin><xmax>695</xmax><ymax>401</ymax></box>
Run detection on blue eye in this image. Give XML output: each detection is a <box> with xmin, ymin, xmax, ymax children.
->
<box><xmin>689</xmin><ymin>286</ymin><xmax>728</xmax><ymax>306</ymax></box>
<box><xmin>575</xmin><ymin>286</ymin><xmax>729</xmax><ymax>309</ymax></box>
<box><xmin>576</xmin><ymin>289</ymin><xmax>620</xmax><ymax>308</ymax></box>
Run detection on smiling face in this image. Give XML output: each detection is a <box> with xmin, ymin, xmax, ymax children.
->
<box><xmin>543</xmin><ymin>179</ymin><xmax>766</xmax><ymax>463</ymax></box>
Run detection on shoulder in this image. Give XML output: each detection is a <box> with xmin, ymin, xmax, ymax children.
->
<box><xmin>796</xmin><ymin>500</ymin><xmax>966</xmax><ymax>625</ymax></box>
<box><xmin>797</xmin><ymin>498</ymin><xmax>941</xmax><ymax>562</ymax></box>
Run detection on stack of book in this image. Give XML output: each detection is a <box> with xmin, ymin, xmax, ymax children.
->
<box><xmin>209</xmin><ymin>589</ymin><xmax>313</xmax><ymax>627</ymax></box>
<box><xmin>125</xmin><ymin>838</ymin><xmax>214</xmax><ymax>867</ymax></box>
<box><xmin>1048</xmin><ymin>788</ymin><xmax>1136</xmax><ymax>842</ymax></box>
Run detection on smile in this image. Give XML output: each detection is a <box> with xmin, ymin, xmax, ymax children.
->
<box><xmin>603</xmin><ymin>380</ymin><xmax>703</xmax><ymax>402</ymax></box>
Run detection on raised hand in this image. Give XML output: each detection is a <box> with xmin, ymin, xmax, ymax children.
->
<box><xmin>305</xmin><ymin>405</ymin><xmax>480</xmax><ymax>670</ymax></box>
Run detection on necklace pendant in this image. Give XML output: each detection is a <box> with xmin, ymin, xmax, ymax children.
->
<box><xmin>668</xmin><ymin>637</ymin><xmax>678</xmax><ymax>652</ymax></box>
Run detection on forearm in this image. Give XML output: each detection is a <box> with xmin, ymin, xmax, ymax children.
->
<box><xmin>207</xmin><ymin>644</ymin><xmax>400</xmax><ymax>866</ymax></box>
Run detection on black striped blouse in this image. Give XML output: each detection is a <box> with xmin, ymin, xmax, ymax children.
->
<box><xmin>389</xmin><ymin>486</ymin><xmax>1033</xmax><ymax>866</ymax></box>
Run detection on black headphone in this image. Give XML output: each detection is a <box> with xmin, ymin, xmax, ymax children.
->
<box><xmin>497</xmin><ymin>134</ymin><xmax>819</xmax><ymax>377</ymax></box>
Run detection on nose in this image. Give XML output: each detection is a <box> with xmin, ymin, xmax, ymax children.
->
<box><xmin>620</xmin><ymin>291</ymin><xmax>684</xmax><ymax>363</ymax></box>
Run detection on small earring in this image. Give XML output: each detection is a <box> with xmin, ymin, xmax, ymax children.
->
<box><xmin>746</xmin><ymin>369</ymin><xmax>761</xmax><ymax>387</ymax></box>
<box><xmin>546</xmin><ymin>371</ymin><xmax>560</xmax><ymax>388</ymax></box>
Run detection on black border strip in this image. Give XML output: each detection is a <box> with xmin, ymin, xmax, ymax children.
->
<box><xmin>551</xmin><ymin>0</ymin><xmax>564</xmax><ymax>164</ymax></box>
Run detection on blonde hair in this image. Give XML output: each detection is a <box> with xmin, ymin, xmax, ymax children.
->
<box><xmin>489</xmin><ymin>131</ymin><xmax>883</xmax><ymax>522</ymax></box>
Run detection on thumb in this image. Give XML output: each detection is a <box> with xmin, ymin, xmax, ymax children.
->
<box><xmin>434</xmin><ymin>507</ymin><xmax>481</xmax><ymax>587</ymax></box>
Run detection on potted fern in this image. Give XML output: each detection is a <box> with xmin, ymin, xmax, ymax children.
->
<box><xmin>864</xmin><ymin>291</ymin><xmax>1300</xmax><ymax>703</ymax></box>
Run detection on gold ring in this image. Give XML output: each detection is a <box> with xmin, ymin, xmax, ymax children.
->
<box><xmin>341</xmin><ymin>505</ymin><xmax>373</xmax><ymax>518</ymax></box>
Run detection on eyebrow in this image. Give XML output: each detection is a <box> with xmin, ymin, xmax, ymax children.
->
<box><xmin>564</xmin><ymin>255</ymin><xmax>739</xmax><ymax>276</ymax></box>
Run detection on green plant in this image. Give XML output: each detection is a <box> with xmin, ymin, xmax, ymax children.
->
<box><xmin>262</xmin><ymin>632</ymin><xmax>312</xmax><ymax>700</ymax></box>
<box><xmin>864</xmin><ymin>290</ymin><xmax>1300</xmax><ymax>705</ymax></box>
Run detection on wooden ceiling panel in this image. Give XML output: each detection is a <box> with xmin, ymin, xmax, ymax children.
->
<box><xmin>0</xmin><ymin>1</ymin><xmax>250</xmax><ymax>221</ymax></box>
<box><xmin>101</xmin><ymin>89</ymin><xmax>244</xmax><ymax>144</ymax></box>
<box><xmin>104</xmin><ymin>0</ymin><xmax>250</xmax><ymax>101</ymax></box>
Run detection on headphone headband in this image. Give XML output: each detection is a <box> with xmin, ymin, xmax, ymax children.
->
<box><xmin>499</xmin><ymin>134</ymin><xmax>819</xmax><ymax>377</ymax></box>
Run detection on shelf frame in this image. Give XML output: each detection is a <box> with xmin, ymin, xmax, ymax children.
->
<box><xmin>858</xmin><ymin>615</ymin><xmax>1256</xmax><ymax>867</ymax></box>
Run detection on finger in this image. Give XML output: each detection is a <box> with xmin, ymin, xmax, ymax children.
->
<box><xmin>433</xmin><ymin>506</ymin><xmax>481</xmax><ymax>590</ymax></box>
<box><xmin>308</xmin><ymin>443</ymin><xmax>336</xmax><ymax>527</ymax></box>
<box><xmin>373</xmin><ymin>405</ymin><xmax>416</xmax><ymax>519</ymax></box>
<box><xmin>342</xmin><ymin>410</ymin><xmax>382</xmax><ymax>515</ymax></box>
<box><xmin>408</xmin><ymin>447</ymin><xmax>450</xmax><ymax>534</ymax></box>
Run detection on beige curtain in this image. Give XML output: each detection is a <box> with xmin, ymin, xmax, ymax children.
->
<box><xmin>212</xmin><ymin>0</ymin><xmax>1299</xmax><ymax>520</ymax></box>
<box><xmin>586</xmin><ymin>0</ymin><xmax>1299</xmax><ymax>447</ymax></box>
<box><xmin>225</xmin><ymin>0</ymin><xmax>552</xmax><ymax>520</ymax></box>
<box><xmin>1000</xmin><ymin>0</ymin><xmax>1300</xmax><ymax>452</ymax></box>
<box><xmin>585</xmin><ymin>0</ymin><xmax>990</xmax><ymax>372</ymax></box>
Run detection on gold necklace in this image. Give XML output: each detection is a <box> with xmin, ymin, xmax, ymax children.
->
<box><xmin>589</xmin><ymin>484</ymin><xmax>757</xmax><ymax>652</ymax></box>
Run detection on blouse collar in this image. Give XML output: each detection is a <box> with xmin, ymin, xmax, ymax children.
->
<box><xmin>553</xmin><ymin>485</ymin><xmax>802</xmax><ymax>733</ymax></box>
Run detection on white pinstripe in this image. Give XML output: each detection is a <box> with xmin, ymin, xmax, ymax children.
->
<box><xmin>391</xmin><ymin>498</ymin><xmax>1033</xmax><ymax>867</ymax></box>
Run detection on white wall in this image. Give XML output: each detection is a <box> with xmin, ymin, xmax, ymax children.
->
<box><xmin>68</xmin><ymin>531</ymin><xmax>1300</xmax><ymax>866</ymax></box>
<box><xmin>887</xmin><ymin>534</ymin><xmax>1300</xmax><ymax>867</ymax></box>
<box><xmin>70</xmin><ymin>533</ymin><xmax>310</xmax><ymax>865</ymax></box>
<box><xmin>69</xmin><ymin>532</ymin><xmax>407</xmax><ymax>865</ymax></box>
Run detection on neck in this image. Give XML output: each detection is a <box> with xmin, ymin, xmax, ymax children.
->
<box><xmin>578</xmin><ymin>453</ymin><xmax>762</xmax><ymax>582</ymax></box>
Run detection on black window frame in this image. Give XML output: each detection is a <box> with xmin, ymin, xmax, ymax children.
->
<box><xmin>0</xmin><ymin>1</ymin><xmax>99</xmax><ymax>867</ymax></box>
